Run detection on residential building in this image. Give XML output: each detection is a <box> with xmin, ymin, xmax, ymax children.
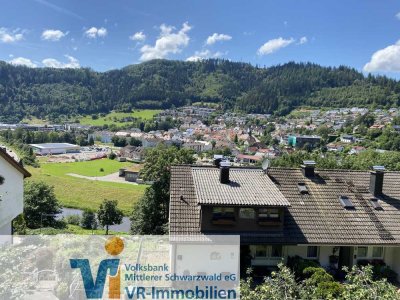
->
<box><xmin>326</xmin><ymin>143</ymin><xmax>344</xmax><ymax>152</ymax></box>
<box><xmin>287</xmin><ymin>135</ymin><xmax>321</xmax><ymax>149</ymax></box>
<box><xmin>119</xmin><ymin>146</ymin><xmax>144</xmax><ymax>162</ymax></box>
<box><xmin>170</xmin><ymin>163</ymin><xmax>400</xmax><ymax>280</ymax></box>
<box><xmin>236</xmin><ymin>154</ymin><xmax>263</xmax><ymax>164</ymax></box>
<box><xmin>0</xmin><ymin>148</ymin><xmax>31</xmax><ymax>243</ymax></box>
<box><xmin>349</xmin><ymin>146</ymin><xmax>366</xmax><ymax>155</ymax></box>
<box><xmin>183</xmin><ymin>141</ymin><xmax>212</xmax><ymax>153</ymax></box>
<box><xmin>340</xmin><ymin>135</ymin><xmax>355</xmax><ymax>143</ymax></box>
<box><xmin>88</xmin><ymin>131</ymin><xmax>114</xmax><ymax>143</ymax></box>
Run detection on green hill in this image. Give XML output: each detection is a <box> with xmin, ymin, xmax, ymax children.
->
<box><xmin>1</xmin><ymin>59</ymin><xmax>399</xmax><ymax>123</ymax></box>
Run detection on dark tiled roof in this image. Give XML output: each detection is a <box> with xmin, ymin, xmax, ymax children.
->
<box><xmin>191</xmin><ymin>167</ymin><xmax>290</xmax><ymax>206</ymax></box>
<box><xmin>169</xmin><ymin>166</ymin><xmax>400</xmax><ymax>245</ymax></box>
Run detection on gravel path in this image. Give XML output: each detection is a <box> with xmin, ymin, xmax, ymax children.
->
<box><xmin>66</xmin><ymin>171</ymin><xmax>138</xmax><ymax>185</ymax></box>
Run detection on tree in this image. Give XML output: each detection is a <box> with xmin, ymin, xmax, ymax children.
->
<box><xmin>131</xmin><ymin>145</ymin><xmax>194</xmax><ymax>234</ymax></box>
<box><xmin>211</xmin><ymin>140</ymin><xmax>216</xmax><ymax>150</ymax></box>
<box><xmin>97</xmin><ymin>200</ymin><xmax>123</xmax><ymax>235</ymax></box>
<box><xmin>81</xmin><ymin>210</ymin><xmax>97</xmax><ymax>230</ymax></box>
<box><xmin>234</xmin><ymin>134</ymin><xmax>239</xmax><ymax>144</ymax></box>
<box><xmin>342</xmin><ymin>265</ymin><xmax>400</xmax><ymax>300</ymax></box>
<box><xmin>23</xmin><ymin>181</ymin><xmax>62</xmax><ymax>229</ymax></box>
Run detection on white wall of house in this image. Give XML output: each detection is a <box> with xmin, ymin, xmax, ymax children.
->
<box><xmin>0</xmin><ymin>156</ymin><xmax>24</xmax><ymax>243</ymax></box>
<box><xmin>0</xmin><ymin>223</ymin><xmax>11</xmax><ymax>234</ymax></box>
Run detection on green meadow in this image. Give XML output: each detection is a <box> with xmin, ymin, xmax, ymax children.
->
<box><xmin>77</xmin><ymin>109</ymin><xmax>162</xmax><ymax>126</ymax></box>
<box><xmin>27</xmin><ymin>159</ymin><xmax>147</xmax><ymax>215</ymax></box>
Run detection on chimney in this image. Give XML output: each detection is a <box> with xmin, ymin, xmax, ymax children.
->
<box><xmin>370</xmin><ymin>166</ymin><xmax>385</xmax><ymax>196</ymax></box>
<box><xmin>219</xmin><ymin>161</ymin><xmax>231</xmax><ymax>184</ymax></box>
<box><xmin>213</xmin><ymin>154</ymin><xmax>223</xmax><ymax>168</ymax></box>
<box><xmin>301</xmin><ymin>160</ymin><xmax>316</xmax><ymax>177</ymax></box>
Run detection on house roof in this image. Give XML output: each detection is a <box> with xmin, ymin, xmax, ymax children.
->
<box><xmin>0</xmin><ymin>148</ymin><xmax>31</xmax><ymax>178</ymax></box>
<box><xmin>170</xmin><ymin>165</ymin><xmax>400</xmax><ymax>245</ymax></box>
<box><xmin>29</xmin><ymin>143</ymin><xmax>80</xmax><ymax>150</ymax></box>
<box><xmin>191</xmin><ymin>167</ymin><xmax>290</xmax><ymax>206</ymax></box>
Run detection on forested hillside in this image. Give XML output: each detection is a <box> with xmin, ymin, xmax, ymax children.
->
<box><xmin>1</xmin><ymin>59</ymin><xmax>400</xmax><ymax>122</ymax></box>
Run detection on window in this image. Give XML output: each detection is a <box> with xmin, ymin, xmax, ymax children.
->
<box><xmin>239</xmin><ymin>208</ymin><xmax>255</xmax><ymax>219</ymax></box>
<box><xmin>271</xmin><ymin>245</ymin><xmax>283</xmax><ymax>258</ymax></box>
<box><xmin>258</xmin><ymin>208</ymin><xmax>281</xmax><ymax>221</ymax></box>
<box><xmin>254</xmin><ymin>245</ymin><xmax>283</xmax><ymax>258</ymax></box>
<box><xmin>255</xmin><ymin>246</ymin><xmax>267</xmax><ymax>258</ymax></box>
<box><xmin>307</xmin><ymin>246</ymin><xmax>318</xmax><ymax>258</ymax></box>
<box><xmin>357</xmin><ymin>247</ymin><xmax>368</xmax><ymax>258</ymax></box>
<box><xmin>212</xmin><ymin>207</ymin><xmax>235</xmax><ymax>221</ymax></box>
<box><xmin>372</xmin><ymin>247</ymin><xmax>383</xmax><ymax>258</ymax></box>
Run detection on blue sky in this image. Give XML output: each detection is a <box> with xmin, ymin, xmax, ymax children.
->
<box><xmin>1</xmin><ymin>0</ymin><xmax>400</xmax><ymax>75</ymax></box>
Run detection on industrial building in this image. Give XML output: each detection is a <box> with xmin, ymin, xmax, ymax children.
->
<box><xmin>30</xmin><ymin>143</ymin><xmax>81</xmax><ymax>155</ymax></box>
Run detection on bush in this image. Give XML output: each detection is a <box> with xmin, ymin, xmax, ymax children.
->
<box><xmin>13</xmin><ymin>214</ymin><xmax>27</xmax><ymax>234</ymax></box>
<box><xmin>241</xmin><ymin>263</ymin><xmax>300</xmax><ymax>300</ymax></box>
<box><xmin>342</xmin><ymin>265</ymin><xmax>400</xmax><ymax>300</ymax></box>
<box><xmin>373</xmin><ymin>264</ymin><xmax>398</xmax><ymax>284</ymax></box>
<box><xmin>65</xmin><ymin>214</ymin><xmax>81</xmax><ymax>226</ymax></box>
<box><xmin>301</xmin><ymin>267</ymin><xmax>344</xmax><ymax>299</ymax></box>
<box><xmin>108</xmin><ymin>152</ymin><xmax>116</xmax><ymax>160</ymax></box>
<box><xmin>81</xmin><ymin>210</ymin><xmax>97</xmax><ymax>230</ymax></box>
<box><xmin>99</xmin><ymin>168</ymin><xmax>104</xmax><ymax>172</ymax></box>
<box><xmin>287</xmin><ymin>256</ymin><xmax>320</xmax><ymax>279</ymax></box>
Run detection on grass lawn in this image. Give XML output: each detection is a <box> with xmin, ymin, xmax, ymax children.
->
<box><xmin>77</xmin><ymin>109</ymin><xmax>162</xmax><ymax>126</ymax></box>
<box><xmin>20</xmin><ymin>116</ymin><xmax>49</xmax><ymax>125</ymax></box>
<box><xmin>38</xmin><ymin>159</ymin><xmax>133</xmax><ymax>177</ymax></box>
<box><xmin>20</xmin><ymin>109</ymin><xmax>161</xmax><ymax>126</ymax></box>
<box><xmin>27</xmin><ymin>159</ymin><xmax>147</xmax><ymax>215</ymax></box>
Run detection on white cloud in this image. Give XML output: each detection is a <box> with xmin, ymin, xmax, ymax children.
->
<box><xmin>299</xmin><ymin>36</ymin><xmax>308</xmax><ymax>45</ymax></box>
<box><xmin>363</xmin><ymin>40</ymin><xmax>400</xmax><ymax>72</ymax></box>
<box><xmin>41</xmin><ymin>29</ymin><xmax>67</xmax><ymax>41</ymax></box>
<box><xmin>140</xmin><ymin>22</ymin><xmax>191</xmax><ymax>61</ymax></box>
<box><xmin>206</xmin><ymin>33</ymin><xmax>232</xmax><ymax>45</ymax></box>
<box><xmin>42</xmin><ymin>55</ymin><xmax>80</xmax><ymax>68</ymax></box>
<box><xmin>0</xmin><ymin>28</ymin><xmax>23</xmax><ymax>43</ymax></box>
<box><xmin>84</xmin><ymin>27</ymin><xmax>107</xmax><ymax>38</ymax></box>
<box><xmin>9</xmin><ymin>57</ymin><xmax>37</xmax><ymax>68</ymax></box>
<box><xmin>396</xmin><ymin>12</ymin><xmax>400</xmax><ymax>20</ymax></box>
<box><xmin>130</xmin><ymin>31</ymin><xmax>146</xmax><ymax>42</ymax></box>
<box><xmin>257</xmin><ymin>37</ymin><xmax>295</xmax><ymax>55</ymax></box>
<box><xmin>186</xmin><ymin>49</ymin><xmax>224</xmax><ymax>62</ymax></box>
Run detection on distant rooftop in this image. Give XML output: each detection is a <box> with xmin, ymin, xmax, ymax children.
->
<box><xmin>29</xmin><ymin>143</ymin><xmax>80</xmax><ymax>149</ymax></box>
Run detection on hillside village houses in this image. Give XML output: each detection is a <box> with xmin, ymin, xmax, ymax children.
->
<box><xmin>0</xmin><ymin>147</ymin><xmax>30</xmax><ymax>243</ymax></box>
<box><xmin>1</xmin><ymin>106</ymin><xmax>400</xmax><ymax>168</ymax></box>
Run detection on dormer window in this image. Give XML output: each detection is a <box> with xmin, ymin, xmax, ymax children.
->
<box><xmin>212</xmin><ymin>207</ymin><xmax>235</xmax><ymax>225</ymax></box>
